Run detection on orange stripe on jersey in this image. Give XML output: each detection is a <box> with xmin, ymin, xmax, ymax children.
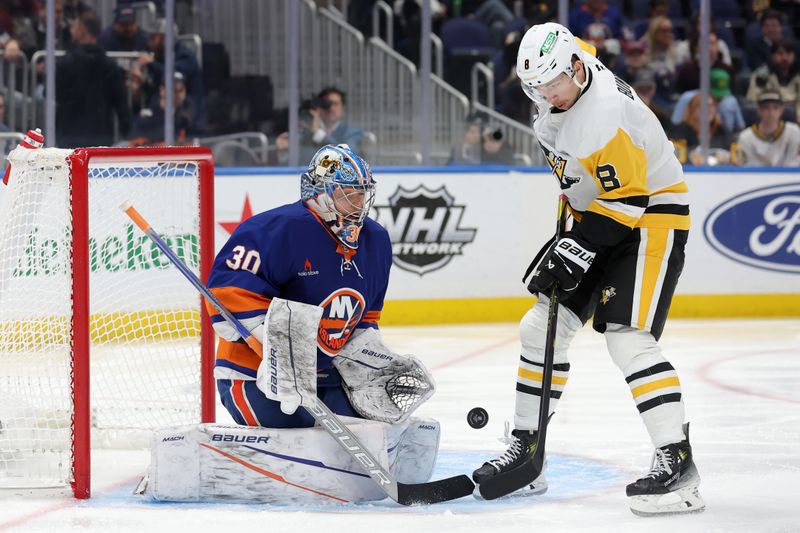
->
<box><xmin>206</xmin><ymin>287</ymin><xmax>271</xmax><ymax>316</ymax></box>
<box><xmin>217</xmin><ymin>339</ymin><xmax>262</xmax><ymax>371</ymax></box>
<box><xmin>231</xmin><ymin>380</ymin><xmax>258</xmax><ymax>426</ymax></box>
<box><xmin>362</xmin><ymin>310</ymin><xmax>381</xmax><ymax>324</ymax></box>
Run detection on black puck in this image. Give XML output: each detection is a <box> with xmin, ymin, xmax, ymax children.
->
<box><xmin>467</xmin><ymin>407</ymin><xmax>489</xmax><ymax>429</ymax></box>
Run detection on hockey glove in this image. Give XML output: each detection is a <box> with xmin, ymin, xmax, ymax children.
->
<box><xmin>527</xmin><ymin>234</ymin><xmax>596</xmax><ymax>295</ymax></box>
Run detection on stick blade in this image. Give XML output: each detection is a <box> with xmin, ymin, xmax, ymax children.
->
<box><xmin>477</xmin><ymin>452</ymin><xmax>545</xmax><ymax>500</ymax></box>
<box><xmin>396</xmin><ymin>475</ymin><xmax>475</xmax><ymax>505</ymax></box>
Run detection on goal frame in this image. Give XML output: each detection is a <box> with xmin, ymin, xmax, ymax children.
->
<box><xmin>68</xmin><ymin>146</ymin><xmax>216</xmax><ymax>499</ymax></box>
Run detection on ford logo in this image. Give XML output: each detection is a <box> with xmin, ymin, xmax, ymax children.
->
<box><xmin>703</xmin><ymin>183</ymin><xmax>800</xmax><ymax>273</ymax></box>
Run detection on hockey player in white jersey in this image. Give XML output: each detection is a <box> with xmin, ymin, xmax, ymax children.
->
<box><xmin>472</xmin><ymin>23</ymin><xmax>705</xmax><ymax>516</ymax></box>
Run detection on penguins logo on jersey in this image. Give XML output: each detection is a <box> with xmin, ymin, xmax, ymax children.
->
<box><xmin>372</xmin><ymin>185</ymin><xmax>477</xmax><ymax>276</ymax></box>
<box><xmin>318</xmin><ymin>288</ymin><xmax>366</xmax><ymax>355</ymax></box>
<box><xmin>539</xmin><ymin>142</ymin><xmax>581</xmax><ymax>190</ymax></box>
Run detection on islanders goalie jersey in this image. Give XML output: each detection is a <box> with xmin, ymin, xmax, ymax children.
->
<box><xmin>206</xmin><ymin>200</ymin><xmax>392</xmax><ymax>382</ymax></box>
<box><xmin>534</xmin><ymin>49</ymin><xmax>689</xmax><ymax>249</ymax></box>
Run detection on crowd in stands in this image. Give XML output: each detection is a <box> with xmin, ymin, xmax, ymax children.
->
<box><xmin>1</xmin><ymin>0</ymin><xmax>799</xmax><ymax>166</ymax></box>
<box><xmin>352</xmin><ymin>0</ymin><xmax>800</xmax><ymax>166</ymax></box>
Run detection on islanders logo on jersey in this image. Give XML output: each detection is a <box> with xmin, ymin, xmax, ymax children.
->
<box><xmin>317</xmin><ymin>288</ymin><xmax>366</xmax><ymax>355</ymax></box>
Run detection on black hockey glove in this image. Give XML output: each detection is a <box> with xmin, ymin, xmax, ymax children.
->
<box><xmin>527</xmin><ymin>234</ymin><xmax>596</xmax><ymax>295</ymax></box>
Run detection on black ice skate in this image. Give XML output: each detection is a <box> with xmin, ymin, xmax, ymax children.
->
<box><xmin>473</xmin><ymin>428</ymin><xmax>547</xmax><ymax>497</ymax></box>
<box><xmin>626</xmin><ymin>423</ymin><xmax>705</xmax><ymax>516</ymax></box>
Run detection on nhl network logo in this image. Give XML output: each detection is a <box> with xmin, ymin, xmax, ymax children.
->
<box><xmin>372</xmin><ymin>185</ymin><xmax>477</xmax><ymax>275</ymax></box>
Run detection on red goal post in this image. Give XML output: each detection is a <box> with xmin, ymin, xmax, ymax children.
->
<box><xmin>0</xmin><ymin>146</ymin><xmax>216</xmax><ymax>499</ymax></box>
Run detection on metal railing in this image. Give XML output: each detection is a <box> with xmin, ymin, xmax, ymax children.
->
<box><xmin>372</xmin><ymin>1</ymin><xmax>393</xmax><ymax>48</ymax></box>
<box><xmin>472</xmin><ymin>101</ymin><xmax>541</xmax><ymax>165</ymax></box>
<box><xmin>471</xmin><ymin>62</ymin><xmax>495</xmax><ymax>109</ymax></box>
<box><xmin>430</xmin><ymin>75</ymin><xmax>470</xmax><ymax>164</ymax></box>
<box><xmin>0</xmin><ymin>53</ymin><xmax>31</xmax><ymax>133</ymax></box>
<box><xmin>194</xmin><ymin>132</ymin><xmax>269</xmax><ymax>166</ymax></box>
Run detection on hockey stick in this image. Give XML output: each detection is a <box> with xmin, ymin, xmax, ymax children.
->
<box><xmin>478</xmin><ymin>194</ymin><xmax>569</xmax><ymax>500</ymax></box>
<box><xmin>120</xmin><ymin>201</ymin><xmax>475</xmax><ymax>505</ymax></box>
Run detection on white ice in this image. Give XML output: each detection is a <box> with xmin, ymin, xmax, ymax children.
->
<box><xmin>1</xmin><ymin>318</ymin><xmax>798</xmax><ymax>533</ymax></box>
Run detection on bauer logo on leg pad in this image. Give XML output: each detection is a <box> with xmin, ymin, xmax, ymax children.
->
<box><xmin>211</xmin><ymin>434</ymin><xmax>270</xmax><ymax>444</ymax></box>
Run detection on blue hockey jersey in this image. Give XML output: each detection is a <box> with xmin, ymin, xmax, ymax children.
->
<box><xmin>206</xmin><ymin>200</ymin><xmax>392</xmax><ymax>381</ymax></box>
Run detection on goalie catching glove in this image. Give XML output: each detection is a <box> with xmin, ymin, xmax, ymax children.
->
<box><xmin>334</xmin><ymin>328</ymin><xmax>435</xmax><ymax>424</ymax></box>
<box><xmin>527</xmin><ymin>234</ymin><xmax>596</xmax><ymax>296</ymax></box>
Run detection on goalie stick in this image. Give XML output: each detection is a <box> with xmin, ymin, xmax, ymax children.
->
<box><xmin>120</xmin><ymin>201</ymin><xmax>474</xmax><ymax>505</ymax></box>
<box><xmin>478</xmin><ymin>195</ymin><xmax>568</xmax><ymax>500</ymax></box>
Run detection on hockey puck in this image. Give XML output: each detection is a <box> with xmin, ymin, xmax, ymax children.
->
<box><xmin>467</xmin><ymin>407</ymin><xmax>489</xmax><ymax>429</ymax></box>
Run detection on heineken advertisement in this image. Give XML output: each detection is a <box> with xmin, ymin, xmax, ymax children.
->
<box><xmin>13</xmin><ymin>224</ymin><xmax>199</xmax><ymax>277</ymax></box>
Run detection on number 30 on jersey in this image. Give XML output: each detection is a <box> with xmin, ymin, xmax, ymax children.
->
<box><xmin>226</xmin><ymin>245</ymin><xmax>261</xmax><ymax>274</ymax></box>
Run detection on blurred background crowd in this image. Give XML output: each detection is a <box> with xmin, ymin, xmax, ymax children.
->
<box><xmin>1</xmin><ymin>0</ymin><xmax>799</xmax><ymax>167</ymax></box>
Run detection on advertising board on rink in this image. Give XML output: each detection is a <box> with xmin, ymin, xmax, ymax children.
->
<box><xmin>216</xmin><ymin>167</ymin><xmax>799</xmax><ymax>323</ymax></box>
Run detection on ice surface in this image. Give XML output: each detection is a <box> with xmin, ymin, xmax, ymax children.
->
<box><xmin>1</xmin><ymin>319</ymin><xmax>798</xmax><ymax>533</ymax></box>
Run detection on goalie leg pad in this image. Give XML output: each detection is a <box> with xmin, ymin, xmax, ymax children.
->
<box><xmin>256</xmin><ymin>298</ymin><xmax>323</xmax><ymax>416</ymax></box>
<box><xmin>333</xmin><ymin>328</ymin><xmax>435</xmax><ymax>424</ymax></box>
<box><xmin>144</xmin><ymin>423</ymin><xmax>391</xmax><ymax>504</ymax></box>
<box><xmin>386</xmin><ymin>417</ymin><xmax>441</xmax><ymax>484</ymax></box>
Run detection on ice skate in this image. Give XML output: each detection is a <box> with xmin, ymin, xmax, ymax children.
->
<box><xmin>472</xmin><ymin>428</ymin><xmax>547</xmax><ymax>497</ymax></box>
<box><xmin>627</xmin><ymin>424</ymin><xmax>705</xmax><ymax>516</ymax></box>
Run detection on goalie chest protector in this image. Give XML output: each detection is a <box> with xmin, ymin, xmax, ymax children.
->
<box><xmin>208</xmin><ymin>200</ymin><xmax>392</xmax><ymax>376</ymax></box>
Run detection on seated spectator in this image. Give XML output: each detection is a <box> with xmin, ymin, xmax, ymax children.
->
<box><xmin>98</xmin><ymin>6</ymin><xmax>148</xmax><ymax>52</ymax></box>
<box><xmin>675</xmin><ymin>30</ymin><xmax>732</xmax><ymax>94</ymax></box>
<box><xmin>669</xmin><ymin>93</ymin><xmax>733</xmax><ymax>165</ymax></box>
<box><xmin>632</xmin><ymin>68</ymin><xmax>672</xmax><ymax>131</ymax></box>
<box><xmin>448</xmin><ymin>116</ymin><xmax>483</xmax><ymax>165</ymax></box>
<box><xmin>138</xmin><ymin>17</ymin><xmax>206</xmax><ymax>130</ymax></box>
<box><xmin>0</xmin><ymin>0</ymin><xmax>38</xmax><ymax>58</ymax></box>
<box><xmin>747</xmin><ymin>38</ymin><xmax>800</xmax><ymax>118</ymax></box>
<box><xmin>747</xmin><ymin>10</ymin><xmax>790</xmax><ymax>70</ymax></box>
<box><xmin>129</xmin><ymin>72</ymin><xmax>198</xmax><ymax>145</ymax></box>
<box><xmin>735</xmin><ymin>91</ymin><xmax>800</xmax><ymax>166</ymax></box>
<box><xmin>33</xmin><ymin>0</ymin><xmax>73</xmax><ymax>51</ymax></box>
<box><xmin>642</xmin><ymin>15</ymin><xmax>679</xmax><ymax>109</ymax></box>
<box><xmin>56</xmin><ymin>10</ymin><xmax>131</xmax><ymax>148</ymax></box>
<box><xmin>631</xmin><ymin>0</ymin><xmax>670</xmax><ymax>40</ymax></box>
<box><xmin>568</xmin><ymin>0</ymin><xmax>626</xmax><ymax>41</ymax></box>
<box><xmin>299</xmin><ymin>87</ymin><xmax>364</xmax><ymax>162</ymax></box>
<box><xmin>674</xmin><ymin>17</ymin><xmax>733</xmax><ymax>68</ymax></box>
<box><xmin>614</xmin><ymin>40</ymin><xmax>647</xmax><ymax>81</ymax></box>
<box><xmin>481</xmin><ymin>126</ymin><xmax>515</xmax><ymax>164</ymax></box>
<box><xmin>582</xmin><ymin>20</ymin><xmax>622</xmax><ymax>71</ymax></box>
<box><xmin>671</xmin><ymin>69</ymin><xmax>745</xmax><ymax>133</ymax></box>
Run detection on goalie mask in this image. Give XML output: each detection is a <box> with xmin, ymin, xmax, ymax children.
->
<box><xmin>301</xmin><ymin>144</ymin><xmax>376</xmax><ymax>249</ymax></box>
<box><xmin>516</xmin><ymin>22</ymin><xmax>585</xmax><ymax>107</ymax></box>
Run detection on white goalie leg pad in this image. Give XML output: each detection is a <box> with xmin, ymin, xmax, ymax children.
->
<box><xmin>333</xmin><ymin>328</ymin><xmax>435</xmax><ymax>424</ymax></box>
<box><xmin>256</xmin><ymin>298</ymin><xmax>323</xmax><ymax>415</ymax></box>
<box><xmin>385</xmin><ymin>417</ymin><xmax>440</xmax><ymax>484</ymax></box>
<box><xmin>143</xmin><ymin>422</ymin><xmax>392</xmax><ymax>504</ymax></box>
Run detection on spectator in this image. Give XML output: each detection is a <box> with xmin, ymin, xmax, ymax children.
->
<box><xmin>674</xmin><ymin>17</ymin><xmax>733</xmax><ymax>68</ymax></box>
<box><xmin>642</xmin><ymin>15</ymin><xmax>679</xmax><ymax>110</ymax></box>
<box><xmin>669</xmin><ymin>93</ymin><xmax>732</xmax><ymax>165</ymax></box>
<box><xmin>568</xmin><ymin>0</ymin><xmax>626</xmax><ymax>41</ymax></box>
<box><xmin>98</xmin><ymin>6</ymin><xmax>148</xmax><ymax>52</ymax></box>
<box><xmin>56</xmin><ymin>11</ymin><xmax>131</xmax><ymax>148</ymax></box>
<box><xmin>675</xmin><ymin>30</ymin><xmax>732</xmax><ymax>94</ymax></box>
<box><xmin>130</xmin><ymin>72</ymin><xmax>198</xmax><ymax>146</ymax></box>
<box><xmin>614</xmin><ymin>40</ymin><xmax>648</xmax><ymax>81</ymax></box>
<box><xmin>747</xmin><ymin>39</ymin><xmax>800</xmax><ymax>118</ymax></box>
<box><xmin>747</xmin><ymin>10</ymin><xmax>790</xmax><ymax>70</ymax></box>
<box><xmin>632</xmin><ymin>68</ymin><xmax>672</xmax><ymax>131</ymax></box>
<box><xmin>0</xmin><ymin>93</ymin><xmax>9</xmax><ymax>132</ymax></box>
<box><xmin>581</xmin><ymin>20</ymin><xmax>622</xmax><ymax>70</ymax></box>
<box><xmin>671</xmin><ymin>69</ymin><xmax>745</xmax><ymax>133</ymax></box>
<box><xmin>735</xmin><ymin>91</ymin><xmax>800</xmax><ymax>166</ymax></box>
<box><xmin>469</xmin><ymin>0</ymin><xmax>515</xmax><ymax>48</ymax></box>
<box><xmin>33</xmin><ymin>0</ymin><xmax>72</xmax><ymax>51</ymax></box>
<box><xmin>481</xmin><ymin>126</ymin><xmax>515</xmax><ymax>164</ymax></box>
<box><xmin>62</xmin><ymin>0</ymin><xmax>89</xmax><ymax>25</ymax></box>
<box><xmin>300</xmin><ymin>87</ymin><xmax>364</xmax><ymax>161</ymax></box>
<box><xmin>138</xmin><ymin>18</ymin><xmax>206</xmax><ymax>130</ymax></box>
<box><xmin>0</xmin><ymin>0</ymin><xmax>38</xmax><ymax>58</ymax></box>
<box><xmin>448</xmin><ymin>115</ymin><xmax>483</xmax><ymax>165</ymax></box>
<box><xmin>631</xmin><ymin>0</ymin><xmax>669</xmax><ymax>40</ymax></box>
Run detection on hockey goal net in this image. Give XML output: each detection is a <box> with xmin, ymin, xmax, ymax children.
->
<box><xmin>0</xmin><ymin>146</ymin><xmax>215</xmax><ymax>498</ymax></box>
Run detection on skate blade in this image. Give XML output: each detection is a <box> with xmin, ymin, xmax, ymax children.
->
<box><xmin>474</xmin><ymin>478</ymin><xmax>548</xmax><ymax>500</ymax></box>
<box><xmin>629</xmin><ymin>484</ymin><xmax>705</xmax><ymax>517</ymax></box>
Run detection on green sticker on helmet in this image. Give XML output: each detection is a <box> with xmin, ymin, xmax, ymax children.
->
<box><xmin>540</xmin><ymin>32</ymin><xmax>556</xmax><ymax>54</ymax></box>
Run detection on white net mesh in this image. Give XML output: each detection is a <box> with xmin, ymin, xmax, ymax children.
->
<box><xmin>0</xmin><ymin>147</ymin><xmax>208</xmax><ymax>490</ymax></box>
